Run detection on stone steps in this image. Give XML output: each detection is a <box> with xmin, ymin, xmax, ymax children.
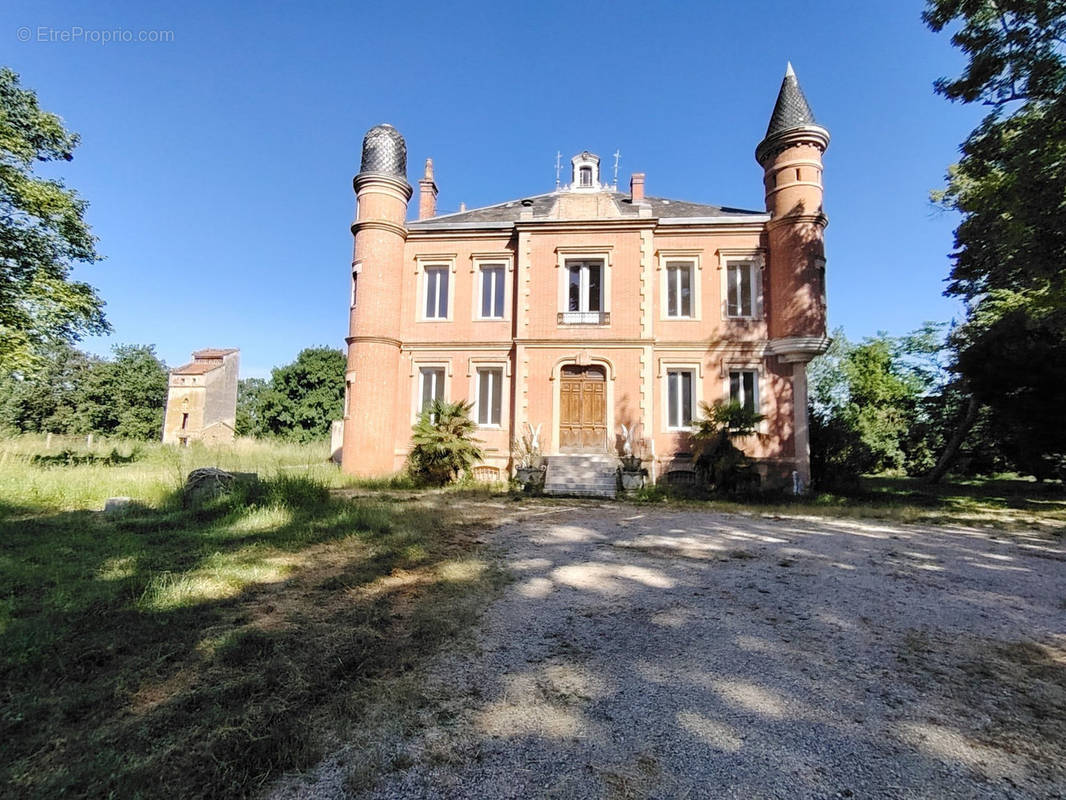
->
<box><xmin>543</xmin><ymin>454</ymin><xmax>618</xmax><ymax>499</ymax></box>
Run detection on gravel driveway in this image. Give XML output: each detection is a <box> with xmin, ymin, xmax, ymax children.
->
<box><xmin>284</xmin><ymin>503</ymin><xmax>1066</xmax><ymax>799</ymax></box>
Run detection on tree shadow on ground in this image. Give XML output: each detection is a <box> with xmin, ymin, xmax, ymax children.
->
<box><xmin>0</xmin><ymin>478</ymin><xmax>505</xmax><ymax>799</ymax></box>
<box><xmin>365</xmin><ymin>504</ymin><xmax>1066</xmax><ymax>798</ymax></box>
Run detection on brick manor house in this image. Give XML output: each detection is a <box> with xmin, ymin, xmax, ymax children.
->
<box><xmin>342</xmin><ymin>64</ymin><xmax>830</xmax><ymax>491</ymax></box>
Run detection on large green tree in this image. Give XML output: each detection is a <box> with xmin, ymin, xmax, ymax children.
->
<box><xmin>0</xmin><ymin>341</ymin><xmax>97</xmax><ymax>433</ymax></box>
<box><xmin>75</xmin><ymin>344</ymin><xmax>168</xmax><ymax>440</ymax></box>
<box><xmin>808</xmin><ymin>326</ymin><xmax>951</xmax><ymax>486</ymax></box>
<box><xmin>255</xmin><ymin>347</ymin><xmax>345</xmax><ymax>441</ymax></box>
<box><xmin>235</xmin><ymin>377</ymin><xmax>268</xmax><ymax>437</ymax></box>
<box><xmin>925</xmin><ymin>0</ymin><xmax>1066</xmax><ymax>481</ymax></box>
<box><xmin>0</xmin><ymin>67</ymin><xmax>108</xmax><ymax>370</ymax></box>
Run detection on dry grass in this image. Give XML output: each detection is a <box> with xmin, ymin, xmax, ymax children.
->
<box><xmin>630</xmin><ymin>474</ymin><xmax>1066</xmax><ymax>532</ymax></box>
<box><xmin>0</xmin><ymin>436</ymin><xmax>510</xmax><ymax>799</ymax></box>
<box><xmin>898</xmin><ymin>631</ymin><xmax>1066</xmax><ymax>786</ymax></box>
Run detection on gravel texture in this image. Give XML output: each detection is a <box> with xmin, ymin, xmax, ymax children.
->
<box><xmin>277</xmin><ymin>504</ymin><xmax>1066</xmax><ymax>800</ymax></box>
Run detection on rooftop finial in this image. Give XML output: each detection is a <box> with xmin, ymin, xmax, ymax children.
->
<box><xmin>424</xmin><ymin>158</ymin><xmax>434</xmax><ymax>181</ymax></box>
<box><xmin>785</xmin><ymin>60</ymin><xmax>795</xmax><ymax>78</ymax></box>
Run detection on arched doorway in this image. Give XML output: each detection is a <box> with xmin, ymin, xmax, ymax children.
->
<box><xmin>559</xmin><ymin>365</ymin><xmax>607</xmax><ymax>452</ymax></box>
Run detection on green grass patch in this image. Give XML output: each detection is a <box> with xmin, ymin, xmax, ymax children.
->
<box><xmin>0</xmin><ymin>435</ymin><xmax>506</xmax><ymax>798</ymax></box>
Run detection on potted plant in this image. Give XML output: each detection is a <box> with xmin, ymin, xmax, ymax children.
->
<box><xmin>618</xmin><ymin>424</ymin><xmax>647</xmax><ymax>491</ymax></box>
<box><xmin>512</xmin><ymin>423</ymin><xmax>545</xmax><ymax>491</ymax></box>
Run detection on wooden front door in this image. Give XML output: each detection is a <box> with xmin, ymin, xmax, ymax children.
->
<box><xmin>559</xmin><ymin>365</ymin><xmax>607</xmax><ymax>452</ymax></box>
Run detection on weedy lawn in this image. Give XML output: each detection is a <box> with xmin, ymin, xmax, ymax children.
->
<box><xmin>0</xmin><ymin>436</ymin><xmax>506</xmax><ymax>798</ymax></box>
<box><xmin>632</xmin><ymin>474</ymin><xmax>1066</xmax><ymax>532</ymax></box>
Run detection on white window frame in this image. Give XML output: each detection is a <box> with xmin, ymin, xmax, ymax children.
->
<box><xmin>721</xmin><ymin>364</ymin><xmax>768</xmax><ymax>435</ymax></box>
<box><xmin>415</xmin><ymin>254</ymin><xmax>457</xmax><ymax>322</ymax></box>
<box><xmin>468</xmin><ymin>357</ymin><xmax>510</xmax><ymax>430</ymax></box>
<box><xmin>424</xmin><ymin>266</ymin><xmax>449</xmax><ymax>319</ymax></box>
<box><xmin>556</xmin><ymin>247</ymin><xmax>612</xmax><ymax>325</ymax></box>
<box><xmin>412</xmin><ymin>361</ymin><xmax>450</xmax><ymax>420</ymax></box>
<box><xmin>566</xmin><ymin>260</ymin><xmax>603</xmax><ymax>313</ymax></box>
<box><xmin>474</xmin><ymin>366</ymin><xmax>504</xmax><ymax>427</ymax></box>
<box><xmin>477</xmin><ymin>264</ymin><xmax>506</xmax><ymax>319</ymax></box>
<box><xmin>666</xmin><ymin>263</ymin><xmax>692</xmax><ymax>319</ymax></box>
<box><xmin>717</xmin><ymin>249</ymin><xmax>765</xmax><ymax>321</ymax></box>
<box><xmin>657</xmin><ymin>250</ymin><xmax>702</xmax><ymax>321</ymax></box>
<box><xmin>727</xmin><ymin>368</ymin><xmax>760</xmax><ymax>414</ymax></box>
<box><xmin>659</xmin><ymin>360</ymin><xmax>703</xmax><ymax>432</ymax></box>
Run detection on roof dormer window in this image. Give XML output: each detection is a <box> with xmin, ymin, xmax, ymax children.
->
<box><xmin>569</xmin><ymin>151</ymin><xmax>600</xmax><ymax>191</ymax></box>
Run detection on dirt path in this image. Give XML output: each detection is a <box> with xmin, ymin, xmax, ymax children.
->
<box><xmin>280</xmin><ymin>504</ymin><xmax>1066</xmax><ymax>799</ymax></box>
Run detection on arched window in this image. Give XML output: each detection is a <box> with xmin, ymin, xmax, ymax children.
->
<box><xmin>579</xmin><ymin>166</ymin><xmax>592</xmax><ymax>187</ymax></box>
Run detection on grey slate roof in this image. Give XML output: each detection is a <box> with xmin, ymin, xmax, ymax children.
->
<box><xmin>408</xmin><ymin>191</ymin><xmax>764</xmax><ymax>229</ymax></box>
<box><xmin>359</xmin><ymin>124</ymin><xmax>407</xmax><ymax>179</ymax></box>
<box><xmin>764</xmin><ymin>64</ymin><xmax>818</xmax><ymax>139</ymax></box>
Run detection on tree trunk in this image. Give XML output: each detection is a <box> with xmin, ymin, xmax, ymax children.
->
<box><xmin>925</xmin><ymin>393</ymin><xmax>980</xmax><ymax>485</ymax></box>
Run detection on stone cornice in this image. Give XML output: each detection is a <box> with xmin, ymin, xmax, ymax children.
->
<box><xmin>345</xmin><ymin>335</ymin><xmax>403</xmax><ymax>348</ymax></box>
<box><xmin>350</xmin><ymin>219</ymin><xmax>409</xmax><ymax>238</ymax></box>
<box><xmin>766</xmin><ymin>213</ymin><xmax>828</xmax><ymax>232</ymax></box>
<box><xmin>353</xmin><ymin>172</ymin><xmax>413</xmax><ymax>199</ymax></box>
<box><xmin>766</xmin><ymin>336</ymin><xmax>830</xmax><ymax>362</ymax></box>
<box><xmin>756</xmin><ymin>124</ymin><xmax>830</xmax><ymax>166</ymax></box>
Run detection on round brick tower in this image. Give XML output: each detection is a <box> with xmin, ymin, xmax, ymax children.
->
<box><xmin>343</xmin><ymin>124</ymin><xmax>411</xmax><ymax>475</ymax></box>
<box><xmin>756</xmin><ymin>64</ymin><xmax>830</xmax><ymax>491</ymax></box>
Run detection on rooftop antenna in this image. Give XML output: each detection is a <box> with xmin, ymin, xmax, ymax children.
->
<box><xmin>554</xmin><ymin>151</ymin><xmax>562</xmax><ymax>189</ymax></box>
<box><xmin>612</xmin><ymin>150</ymin><xmax>621</xmax><ymax>190</ymax></box>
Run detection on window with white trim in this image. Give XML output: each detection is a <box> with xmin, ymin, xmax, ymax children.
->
<box><xmin>665</xmin><ymin>261</ymin><xmax>694</xmax><ymax>318</ymax></box>
<box><xmin>418</xmin><ymin>367</ymin><xmax>445</xmax><ymax>412</ymax></box>
<box><xmin>424</xmin><ymin>266</ymin><xmax>449</xmax><ymax>319</ymax></box>
<box><xmin>726</xmin><ymin>261</ymin><xmax>758</xmax><ymax>318</ymax></box>
<box><xmin>666</xmin><ymin>369</ymin><xmax>695</xmax><ymax>429</ymax></box>
<box><xmin>567</xmin><ymin>260</ymin><xmax>602</xmax><ymax>313</ymax></box>
<box><xmin>351</xmin><ymin>272</ymin><xmax>358</xmax><ymax>308</ymax></box>
<box><xmin>729</xmin><ymin>369</ymin><xmax>758</xmax><ymax>413</ymax></box>
<box><xmin>479</xmin><ymin>265</ymin><xmax>505</xmax><ymax>319</ymax></box>
<box><xmin>476</xmin><ymin>367</ymin><xmax>503</xmax><ymax>426</ymax></box>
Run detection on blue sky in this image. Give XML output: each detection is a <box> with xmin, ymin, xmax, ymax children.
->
<box><xmin>5</xmin><ymin>0</ymin><xmax>982</xmax><ymax>377</ymax></box>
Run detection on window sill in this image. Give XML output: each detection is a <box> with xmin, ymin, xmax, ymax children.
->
<box><xmin>474</xmin><ymin>317</ymin><xmax>507</xmax><ymax>322</ymax></box>
<box><xmin>558</xmin><ymin>311</ymin><xmax>610</xmax><ymax>325</ymax></box>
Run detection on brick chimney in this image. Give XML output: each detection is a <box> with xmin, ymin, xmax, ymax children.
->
<box><xmin>630</xmin><ymin>172</ymin><xmax>645</xmax><ymax>203</ymax></box>
<box><xmin>418</xmin><ymin>158</ymin><xmax>438</xmax><ymax>220</ymax></box>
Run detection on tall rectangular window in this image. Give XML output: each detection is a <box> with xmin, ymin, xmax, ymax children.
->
<box><xmin>726</xmin><ymin>262</ymin><xmax>756</xmax><ymax>318</ymax></box>
<box><xmin>666</xmin><ymin>370</ymin><xmax>694</xmax><ymax>429</ymax></box>
<box><xmin>666</xmin><ymin>262</ymin><xmax>693</xmax><ymax>318</ymax></box>
<box><xmin>567</xmin><ymin>261</ymin><xmax>602</xmax><ymax>312</ymax></box>
<box><xmin>351</xmin><ymin>271</ymin><xmax>358</xmax><ymax>308</ymax></box>
<box><xmin>419</xmin><ymin>367</ymin><xmax>445</xmax><ymax>412</ymax></box>
<box><xmin>729</xmin><ymin>370</ymin><xmax>758</xmax><ymax>413</ymax></box>
<box><xmin>424</xmin><ymin>267</ymin><xmax>449</xmax><ymax>319</ymax></box>
<box><xmin>476</xmin><ymin>367</ymin><xmax>503</xmax><ymax>426</ymax></box>
<box><xmin>480</xmin><ymin>265</ymin><xmax>505</xmax><ymax>318</ymax></box>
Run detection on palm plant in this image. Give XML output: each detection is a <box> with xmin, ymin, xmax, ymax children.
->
<box><xmin>406</xmin><ymin>398</ymin><xmax>483</xmax><ymax>486</ymax></box>
<box><xmin>693</xmin><ymin>401</ymin><xmax>765</xmax><ymax>494</ymax></box>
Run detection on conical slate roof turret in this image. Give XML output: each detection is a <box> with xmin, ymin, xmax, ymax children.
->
<box><xmin>756</xmin><ymin>63</ymin><xmax>829</xmax><ymax>165</ymax></box>
<box><xmin>764</xmin><ymin>62</ymin><xmax>818</xmax><ymax>138</ymax></box>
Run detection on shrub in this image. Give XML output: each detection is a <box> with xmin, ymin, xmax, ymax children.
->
<box><xmin>693</xmin><ymin>401</ymin><xmax>764</xmax><ymax>495</ymax></box>
<box><xmin>406</xmin><ymin>399</ymin><xmax>483</xmax><ymax>486</ymax></box>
